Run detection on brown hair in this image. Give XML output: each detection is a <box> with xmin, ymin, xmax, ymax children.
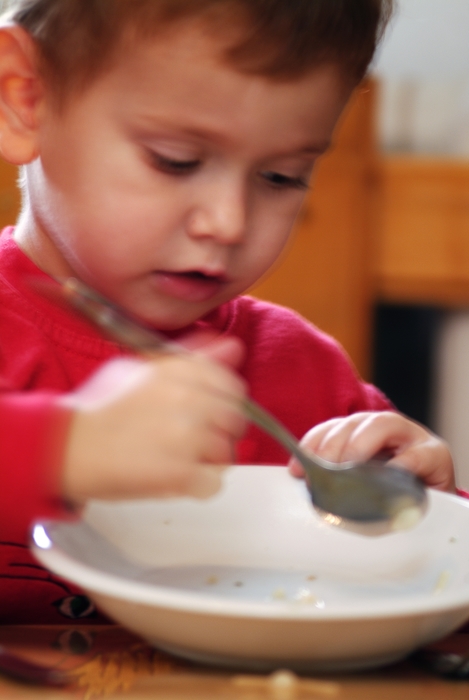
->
<box><xmin>2</xmin><ymin>0</ymin><xmax>394</xmax><ymax>96</ymax></box>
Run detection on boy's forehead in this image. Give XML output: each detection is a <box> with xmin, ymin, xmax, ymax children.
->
<box><xmin>97</xmin><ymin>23</ymin><xmax>351</xmax><ymax>151</ymax></box>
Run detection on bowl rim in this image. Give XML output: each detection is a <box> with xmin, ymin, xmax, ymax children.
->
<box><xmin>32</xmin><ymin>516</ymin><xmax>469</xmax><ymax>623</ymax></box>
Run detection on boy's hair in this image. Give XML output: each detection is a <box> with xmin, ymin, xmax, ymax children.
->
<box><xmin>2</xmin><ymin>0</ymin><xmax>393</xmax><ymax>98</ymax></box>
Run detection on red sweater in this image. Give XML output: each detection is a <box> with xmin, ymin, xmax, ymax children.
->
<box><xmin>0</xmin><ymin>227</ymin><xmax>393</xmax><ymax>623</ymax></box>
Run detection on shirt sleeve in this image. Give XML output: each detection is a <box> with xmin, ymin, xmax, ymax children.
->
<box><xmin>0</xmin><ymin>392</ymin><xmax>75</xmax><ymax>540</ymax></box>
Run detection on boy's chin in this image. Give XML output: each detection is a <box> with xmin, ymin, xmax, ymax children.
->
<box><xmin>133</xmin><ymin>303</ymin><xmax>219</xmax><ymax>334</ymax></box>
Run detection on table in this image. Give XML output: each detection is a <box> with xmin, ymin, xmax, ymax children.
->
<box><xmin>0</xmin><ymin>625</ymin><xmax>467</xmax><ymax>699</ymax></box>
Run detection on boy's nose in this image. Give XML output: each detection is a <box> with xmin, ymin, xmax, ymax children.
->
<box><xmin>186</xmin><ymin>180</ymin><xmax>247</xmax><ymax>245</ymax></box>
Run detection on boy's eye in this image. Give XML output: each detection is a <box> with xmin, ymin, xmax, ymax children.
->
<box><xmin>261</xmin><ymin>171</ymin><xmax>309</xmax><ymax>190</ymax></box>
<box><xmin>148</xmin><ymin>152</ymin><xmax>201</xmax><ymax>175</ymax></box>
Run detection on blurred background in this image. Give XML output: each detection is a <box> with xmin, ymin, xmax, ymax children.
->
<box><xmin>253</xmin><ymin>0</ymin><xmax>469</xmax><ymax>488</ymax></box>
<box><xmin>376</xmin><ymin>0</ymin><xmax>469</xmax><ymax>157</ymax></box>
<box><xmin>0</xmin><ymin>1</ymin><xmax>468</xmax><ymax>486</ymax></box>
<box><xmin>373</xmin><ymin>0</ymin><xmax>469</xmax><ymax>490</ymax></box>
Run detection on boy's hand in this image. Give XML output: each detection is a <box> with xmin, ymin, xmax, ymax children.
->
<box><xmin>289</xmin><ymin>411</ymin><xmax>455</xmax><ymax>493</ymax></box>
<box><xmin>60</xmin><ymin>337</ymin><xmax>246</xmax><ymax>505</ymax></box>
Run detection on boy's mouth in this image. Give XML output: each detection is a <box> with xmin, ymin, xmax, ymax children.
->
<box><xmin>151</xmin><ymin>270</ymin><xmax>227</xmax><ymax>303</ymax></box>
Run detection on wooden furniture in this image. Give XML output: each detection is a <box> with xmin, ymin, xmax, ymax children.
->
<box><xmin>0</xmin><ymin>160</ymin><xmax>21</xmax><ymax>231</ymax></box>
<box><xmin>375</xmin><ymin>157</ymin><xmax>469</xmax><ymax>307</ymax></box>
<box><xmin>252</xmin><ymin>80</ymin><xmax>469</xmax><ymax>381</ymax></box>
<box><xmin>0</xmin><ymin>624</ymin><xmax>467</xmax><ymax>699</ymax></box>
<box><xmin>251</xmin><ymin>81</ymin><xmax>380</xmax><ymax>380</ymax></box>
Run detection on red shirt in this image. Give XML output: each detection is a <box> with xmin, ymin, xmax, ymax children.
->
<box><xmin>0</xmin><ymin>227</ymin><xmax>394</xmax><ymax>622</ymax></box>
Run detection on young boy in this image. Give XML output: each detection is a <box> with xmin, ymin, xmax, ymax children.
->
<box><xmin>0</xmin><ymin>0</ymin><xmax>455</xmax><ymax>624</ymax></box>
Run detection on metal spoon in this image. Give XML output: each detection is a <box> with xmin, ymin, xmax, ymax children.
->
<box><xmin>51</xmin><ymin>277</ymin><xmax>428</xmax><ymax>532</ymax></box>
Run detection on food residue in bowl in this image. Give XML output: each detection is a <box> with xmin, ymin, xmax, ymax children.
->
<box><xmin>205</xmin><ymin>575</ymin><xmax>219</xmax><ymax>586</ymax></box>
<box><xmin>294</xmin><ymin>588</ymin><xmax>318</xmax><ymax>605</ymax></box>
<box><xmin>271</xmin><ymin>587</ymin><xmax>287</xmax><ymax>600</ymax></box>
<box><xmin>391</xmin><ymin>505</ymin><xmax>422</xmax><ymax>532</ymax></box>
<box><xmin>270</xmin><ymin>586</ymin><xmax>325</xmax><ymax>607</ymax></box>
<box><xmin>433</xmin><ymin>570</ymin><xmax>450</xmax><ymax>595</ymax></box>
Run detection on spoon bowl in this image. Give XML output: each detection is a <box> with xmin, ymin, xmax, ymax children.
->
<box><xmin>242</xmin><ymin>398</ymin><xmax>427</xmax><ymax>533</ymax></box>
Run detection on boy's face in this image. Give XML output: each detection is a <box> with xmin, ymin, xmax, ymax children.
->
<box><xmin>20</xmin><ymin>21</ymin><xmax>351</xmax><ymax>330</ymax></box>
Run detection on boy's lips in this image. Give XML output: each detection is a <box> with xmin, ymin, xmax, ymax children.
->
<box><xmin>151</xmin><ymin>270</ymin><xmax>227</xmax><ymax>302</ymax></box>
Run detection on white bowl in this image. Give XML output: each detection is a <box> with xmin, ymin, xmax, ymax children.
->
<box><xmin>32</xmin><ymin>466</ymin><xmax>469</xmax><ymax>672</ymax></box>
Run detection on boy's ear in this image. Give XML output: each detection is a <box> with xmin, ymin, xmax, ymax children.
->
<box><xmin>0</xmin><ymin>24</ymin><xmax>44</xmax><ymax>165</ymax></box>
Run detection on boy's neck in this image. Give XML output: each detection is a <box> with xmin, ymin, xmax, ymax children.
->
<box><xmin>13</xmin><ymin>210</ymin><xmax>75</xmax><ymax>281</ymax></box>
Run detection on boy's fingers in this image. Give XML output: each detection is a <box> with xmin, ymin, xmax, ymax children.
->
<box><xmin>177</xmin><ymin>465</ymin><xmax>225</xmax><ymax>499</ymax></box>
<box><xmin>63</xmin><ymin>357</ymin><xmax>149</xmax><ymax>407</ymax></box>
<box><xmin>200</xmin><ymin>427</ymin><xmax>238</xmax><ymax>465</ymax></box>
<box><xmin>187</xmin><ymin>352</ymin><xmax>247</xmax><ymax>398</ymax></box>
<box><xmin>182</xmin><ymin>333</ymin><xmax>246</xmax><ymax>369</ymax></box>
<box><xmin>288</xmin><ymin>459</ymin><xmax>307</xmax><ymax>478</ymax></box>
<box><xmin>210</xmin><ymin>406</ymin><xmax>246</xmax><ymax>441</ymax></box>
<box><xmin>290</xmin><ymin>411</ymin><xmax>455</xmax><ymax>493</ymax></box>
<box><xmin>294</xmin><ymin>413</ymin><xmax>374</xmax><ymax>467</ymax></box>
<box><xmin>338</xmin><ymin>412</ymin><xmax>422</xmax><ymax>463</ymax></box>
<box><xmin>300</xmin><ymin>418</ymin><xmax>346</xmax><ymax>451</ymax></box>
<box><xmin>305</xmin><ymin>411</ymin><xmax>410</xmax><ymax>464</ymax></box>
<box><xmin>205</xmin><ymin>336</ymin><xmax>245</xmax><ymax>369</ymax></box>
<box><xmin>140</xmin><ymin>462</ymin><xmax>226</xmax><ymax>500</ymax></box>
<box><xmin>387</xmin><ymin>438</ymin><xmax>455</xmax><ymax>492</ymax></box>
<box><xmin>288</xmin><ymin>418</ymin><xmax>352</xmax><ymax>477</ymax></box>
<box><xmin>289</xmin><ymin>412</ymin><xmax>411</xmax><ymax>477</ymax></box>
<box><xmin>315</xmin><ymin>415</ymin><xmax>370</xmax><ymax>462</ymax></box>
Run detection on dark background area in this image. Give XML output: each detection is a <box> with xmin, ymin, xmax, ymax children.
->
<box><xmin>372</xmin><ymin>304</ymin><xmax>442</xmax><ymax>429</ymax></box>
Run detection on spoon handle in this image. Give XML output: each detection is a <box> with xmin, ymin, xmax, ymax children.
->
<box><xmin>241</xmin><ymin>398</ymin><xmax>321</xmax><ymax>470</ymax></box>
<box><xmin>60</xmin><ymin>278</ymin><xmax>321</xmax><ymax>462</ymax></box>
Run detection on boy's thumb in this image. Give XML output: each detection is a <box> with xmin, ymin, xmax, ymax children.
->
<box><xmin>178</xmin><ymin>330</ymin><xmax>245</xmax><ymax>369</ymax></box>
<box><xmin>197</xmin><ymin>335</ymin><xmax>245</xmax><ymax>369</ymax></box>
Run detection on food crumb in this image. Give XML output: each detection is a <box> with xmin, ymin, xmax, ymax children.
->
<box><xmin>391</xmin><ymin>506</ymin><xmax>422</xmax><ymax>532</ymax></box>
<box><xmin>271</xmin><ymin>587</ymin><xmax>287</xmax><ymax>600</ymax></box>
<box><xmin>205</xmin><ymin>575</ymin><xmax>219</xmax><ymax>585</ymax></box>
<box><xmin>234</xmin><ymin>581</ymin><xmax>244</xmax><ymax>587</ymax></box>
<box><xmin>449</xmin><ymin>537</ymin><xmax>457</xmax><ymax>543</ymax></box>
<box><xmin>306</xmin><ymin>574</ymin><xmax>317</xmax><ymax>581</ymax></box>
<box><xmin>294</xmin><ymin>588</ymin><xmax>317</xmax><ymax>605</ymax></box>
<box><xmin>434</xmin><ymin>570</ymin><xmax>450</xmax><ymax>594</ymax></box>
<box><xmin>163</xmin><ymin>520</ymin><xmax>171</xmax><ymax>525</ymax></box>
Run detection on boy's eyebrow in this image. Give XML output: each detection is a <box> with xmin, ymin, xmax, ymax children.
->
<box><xmin>298</xmin><ymin>142</ymin><xmax>332</xmax><ymax>156</ymax></box>
<box><xmin>187</xmin><ymin>127</ymin><xmax>333</xmax><ymax>157</ymax></box>
<box><xmin>261</xmin><ymin>141</ymin><xmax>332</xmax><ymax>159</ymax></box>
<box><xmin>134</xmin><ymin>117</ymin><xmax>331</xmax><ymax>157</ymax></box>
